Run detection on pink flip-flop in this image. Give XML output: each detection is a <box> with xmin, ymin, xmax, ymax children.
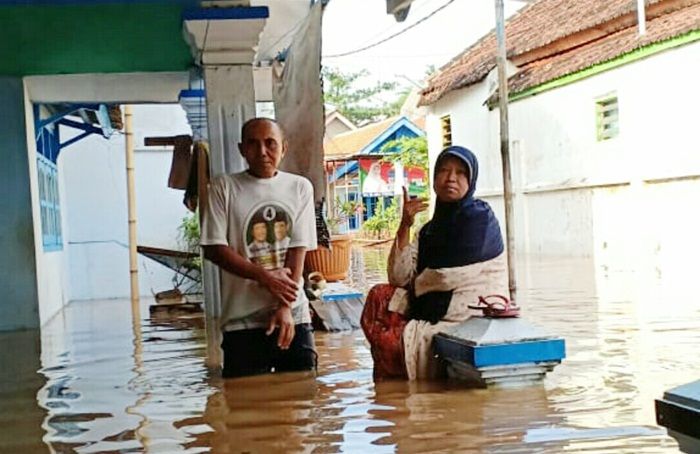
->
<box><xmin>468</xmin><ymin>295</ymin><xmax>521</xmax><ymax>318</ymax></box>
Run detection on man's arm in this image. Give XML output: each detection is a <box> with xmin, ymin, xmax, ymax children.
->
<box><xmin>203</xmin><ymin>245</ymin><xmax>298</xmax><ymax>305</ymax></box>
<box><xmin>266</xmin><ymin>178</ymin><xmax>316</xmax><ymax>350</ymax></box>
<box><xmin>265</xmin><ymin>246</ymin><xmax>308</xmax><ymax>350</ymax></box>
<box><xmin>284</xmin><ymin>246</ymin><xmax>307</xmax><ymax>284</ymax></box>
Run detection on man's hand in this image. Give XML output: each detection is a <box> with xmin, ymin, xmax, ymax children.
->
<box><xmin>266</xmin><ymin>306</ymin><xmax>295</xmax><ymax>349</ymax></box>
<box><xmin>260</xmin><ymin>267</ymin><xmax>298</xmax><ymax>307</ymax></box>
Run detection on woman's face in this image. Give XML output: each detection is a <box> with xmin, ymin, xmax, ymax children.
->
<box><xmin>433</xmin><ymin>156</ymin><xmax>470</xmax><ymax>202</ymax></box>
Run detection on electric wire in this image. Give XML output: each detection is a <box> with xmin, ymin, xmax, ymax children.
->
<box><xmin>323</xmin><ymin>0</ymin><xmax>456</xmax><ymax>58</ymax></box>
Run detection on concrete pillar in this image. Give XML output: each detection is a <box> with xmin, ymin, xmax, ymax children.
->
<box><xmin>0</xmin><ymin>77</ymin><xmax>40</xmax><ymax>331</ymax></box>
<box><xmin>183</xmin><ymin>7</ymin><xmax>268</xmax><ymax>317</ymax></box>
<box><xmin>204</xmin><ymin>65</ymin><xmax>256</xmax><ymax>176</ymax></box>
<box><xmin>200</xmin><ymin>66</ymin><xmax>257</xmax><ymax>318</ymax></box>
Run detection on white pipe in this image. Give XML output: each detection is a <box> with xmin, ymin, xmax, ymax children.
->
<box><xmin>637</xmin><ymin>0</ymin><xmax>646</xmax><ymax>35</ymax></box>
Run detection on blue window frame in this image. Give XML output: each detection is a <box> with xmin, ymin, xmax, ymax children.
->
<box><xmin>363</xmin><ymin>196</ymin><xmax>375</xmax><ymax>220</ymax></box>
<box><xmin>348</xmin><ymin>192</ymin><xmax>359</xmax><ymax>230</ymax></box>
<box><xmin>37</xmin><ymin>154</ymin><xmax>62</xmax><ymax>251</ymax></box>
<box><xmin>33</xmin><ymin>102</ymin><xmax>117</xmax><ymax>252</ymax></box>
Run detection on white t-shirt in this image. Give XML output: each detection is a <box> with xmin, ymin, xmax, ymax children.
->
<box><xmin>201</xmin><ymin>171</ymin><xmax>317</xmax><ymax>331</ymax></box>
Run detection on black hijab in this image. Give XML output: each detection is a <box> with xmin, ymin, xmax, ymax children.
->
<box><xmin>409</xmin><ymin>146</ymin><xmax>504</xmax><ymax>323</ymax></box>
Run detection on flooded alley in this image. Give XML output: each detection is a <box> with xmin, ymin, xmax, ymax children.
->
<box><xmin>2</xmin><ymin>245</ymin><xmax>699</xmax><ymax>453</ymax></box>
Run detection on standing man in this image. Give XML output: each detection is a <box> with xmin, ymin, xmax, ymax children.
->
<box><xmin>201</xmin><ymin>118</ymin><xmax>318</xmax><ymax>378</ymax></box>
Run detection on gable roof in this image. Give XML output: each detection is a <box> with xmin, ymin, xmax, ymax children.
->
<box><xmin>502</xmin><ymin>4</ymin><xmax>700</xmax><ymax>100</ymax></box>
<box><xmin>420</xmin><ymin>0</ymin><xmax>699</xmax><ymax>106</ymax></box>
<box><xmin>324</xmin><ymin>116</ymin><xmax>424</xmax><ymax>160</ymax></box>
<box><xmin>325</xmin><ymin>109</ymin><xmax>357</xmax><ymax>131</ymax></box>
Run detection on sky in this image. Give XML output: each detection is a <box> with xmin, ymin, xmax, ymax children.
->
<box><xmin>321</xmin><ymin>0</ymin><xmax>526</xmax><ymax>90</ymax></box>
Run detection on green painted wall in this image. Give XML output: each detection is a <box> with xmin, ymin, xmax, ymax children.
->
<box><xmin>0</xmin><ymin>3</ymin><xmax>193</xmax><ymax>75</ymax></box>
<box><xmin>0</xmin><ymin>77</ymin><xmax>40</xmax><ymax>331</ymax></box>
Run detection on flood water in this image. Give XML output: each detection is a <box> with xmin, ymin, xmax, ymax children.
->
<box><xmin>1</xmin><ymin>245</ymin><xmax>699</xmax><ymax>453</ymax></box>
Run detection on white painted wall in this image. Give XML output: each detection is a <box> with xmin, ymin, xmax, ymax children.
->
<box><xmin>59</xmin><ymin>104</ymin><xmax>194</xmax><ymax>301</ymax></box>
<box><xmin>24</xmin><ymin>85</ymin><xmax>66</xmax><ymax>326</ymax></box>
<box><xmin>426</xmin><ymin>41</ymin><xmax>700</xmax><ymax>264</ymax></box>
<box><xmin>23</xmin><ymin>72</ymin><xmax>197</xmax><ymax>324</ymax></box>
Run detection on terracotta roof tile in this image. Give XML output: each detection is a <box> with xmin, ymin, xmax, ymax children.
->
<box><xmin>506</xmin><ymin>3</ymin><xmax>700</xmax><ymax>96</ymax></box>
<box><xmin>506</xmin><ymin>0</ymin><xmax>666</xmax><ymax>55</ymax></box>
<box><xmin>420</xmin><ymin>0</ymin><xmax>698</xmax><ymax>106</ymax></box>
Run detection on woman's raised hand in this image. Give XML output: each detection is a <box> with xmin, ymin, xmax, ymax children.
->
<box><xmin>400</xmin><ymin>186</ymin><xmax>428</xmax><ymax>228</ymax></box>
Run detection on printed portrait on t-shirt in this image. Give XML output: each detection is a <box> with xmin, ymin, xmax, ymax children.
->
<box><xmin>244</xmin><ymin>203</ymin><xmax>293</xmax><ymax>270</ymax></box>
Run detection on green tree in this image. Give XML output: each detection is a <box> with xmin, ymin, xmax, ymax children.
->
<box><xmin>322</xmin><ymin>67</ymin><xmax>404</xmax><ymax>125</ymax></box>
<box><xmin>381</xmin><ymin>136</ymin><xmax>429</xmax><ymax>178</ymax></box>
<box><xmin>380</xmin><ymin>135</ymin><xmax>431</xmax><ymax>232</ymax></box>
<box><xmin>362</xmin><ymin>198</ymin><xmax>401</xmax><ymax>239</ymax></box>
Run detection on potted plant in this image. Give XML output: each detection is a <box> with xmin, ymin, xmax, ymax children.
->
<box><xmin>305</xmin><ymin>198</ymin><xmax>362</xmax><ymax>282</ymax></box>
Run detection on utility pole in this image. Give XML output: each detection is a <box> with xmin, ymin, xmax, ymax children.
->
<box><xmin>494</xmin><ymin>0</ymin><xmax>517</xmax><ymax>302</ymax></box>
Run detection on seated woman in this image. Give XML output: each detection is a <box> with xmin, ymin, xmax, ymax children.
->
<box><xmin>361</xmin><ymin>145</ymin><xmax>509</xmax><ymax>380</ymax></box>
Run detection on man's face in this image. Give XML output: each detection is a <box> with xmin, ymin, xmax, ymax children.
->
<box><xmin>252</xmin><ymin>222</ymin><xmax>268</xmax><ymax>242</ymax></box>
<box><xmin>239</xmin><ymin>119</ymin><xmax>287</xmax><ymax>178</ymax></box>
<box><xmin>274</xmin><ymin>221</ymin><xmax>288</xmax><ymax>240</ymax></box>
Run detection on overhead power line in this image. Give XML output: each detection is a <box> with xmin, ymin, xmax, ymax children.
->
<box><xmin>323</xmin><ymin>0</ymin><xmax>456</xmax><ymax>59</ymax></box>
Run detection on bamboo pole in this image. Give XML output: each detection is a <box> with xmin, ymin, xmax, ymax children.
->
<box><xmin>495</xmin><ymin>0</ymin><xmax>517</xmax><ymax>302</ymax></box>
<box><xmin>124</xmin><ymin>105</ymin><xmax>140</xmax><ymax>308</ymax></box>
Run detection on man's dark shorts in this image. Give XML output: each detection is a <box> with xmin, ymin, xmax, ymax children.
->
<box><xmin>221</xmin><ymin>323</ymin><xmax>317</xmax><ymax>378</ymax></box>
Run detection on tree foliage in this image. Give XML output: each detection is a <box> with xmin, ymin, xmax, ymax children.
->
<box><xmin>362</xmin><ymin>198</ymin><xmax>401</xmax><ymax>239</ymax></box>
<box><xmin>322</xmin><ymin>67</ymin><xmax>404</xmax><ymax>125</ymax></box>
<box><xmin>381</xmin><ymin>136</ymin><xmax>429</xmax><ymax>176</ymax></box>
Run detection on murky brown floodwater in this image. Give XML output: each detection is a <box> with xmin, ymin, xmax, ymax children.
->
<box><xmin>1</xmin><ymin>245</ymin><xmax>699</xmax><ymax>453</ymax></box>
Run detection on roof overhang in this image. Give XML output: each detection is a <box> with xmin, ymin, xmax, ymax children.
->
<box><xmin>182</xmin><ymin>6</ymin><xmax>269</xmax><ymax>65</ymax></box>
<box><xmin>0</xmin><ymin>1</ymin><xmax>196</xmax><ymax>76</ymax></box>
<box><xmin>0</xmin><ymin>0</ymin><xmax>311</xmax><ymax>79</ymax></box>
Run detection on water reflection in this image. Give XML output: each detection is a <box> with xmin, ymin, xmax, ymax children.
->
<box><xmin>187</xmin><ymin>373</ymin><xmax>320</xmax><ymax>453</ymax></box>
<box><xmin>0</xmin><ymin>245</ymin><xmax>698</xmax><ymax>452</ymax></box>
<box><xmin>365</xmin><ymin>381</ymin><xmax>562</xmax><ymax>453</ymax></box>
<box><xmin>0</xmin><ymin>329</ymin><xmax>46</xmax><ymax>453</ymax></box>
<box><xmin>35</xmin><ymin>299</ymin><xmax>212</xmax><ymax>453</ymax></box>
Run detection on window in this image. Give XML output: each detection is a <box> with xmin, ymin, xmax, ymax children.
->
<box><xmin>596</xmin><ymin>94</ymin><xmax>619</xmax><ymax>141</ymax></box>
<box><xmin>37</xmin><ymin>154</ymin><xmax>62</xmax><ymax>251</ymax></box>
<box><xmin>440</xmin><ymin>114</ymin><xmax>452</xmax><ymax>147</ymax></box>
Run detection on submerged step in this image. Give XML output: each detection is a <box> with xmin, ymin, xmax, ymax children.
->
<box><xmin>434</xmin><ymin>316</ymin><xmax>565</xmax><ymax>387</ymax></box>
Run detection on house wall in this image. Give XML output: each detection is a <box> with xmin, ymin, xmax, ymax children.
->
<box><xmin>24</xmin><ymin>96</ymin><xmax>74</xmax><ymax>327</ymax></box>
<box><xmin>60</xmin><ymin>104</ymin><xmax>193</xmax><ymax>301</ymax></box>
<box><xmin>426</xmin><ymin>41</ymin><xmax>700</xmax><ymax>265</ymax></box>
<box><xmin>0</xmin><ymin>78</ymin><xmax>40</xmax><ymax>331</ymax></box>
<box><xmin>325</xmin><ymin>117</ymin><xmax>353</xmax><ymax>140</ymax></box>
